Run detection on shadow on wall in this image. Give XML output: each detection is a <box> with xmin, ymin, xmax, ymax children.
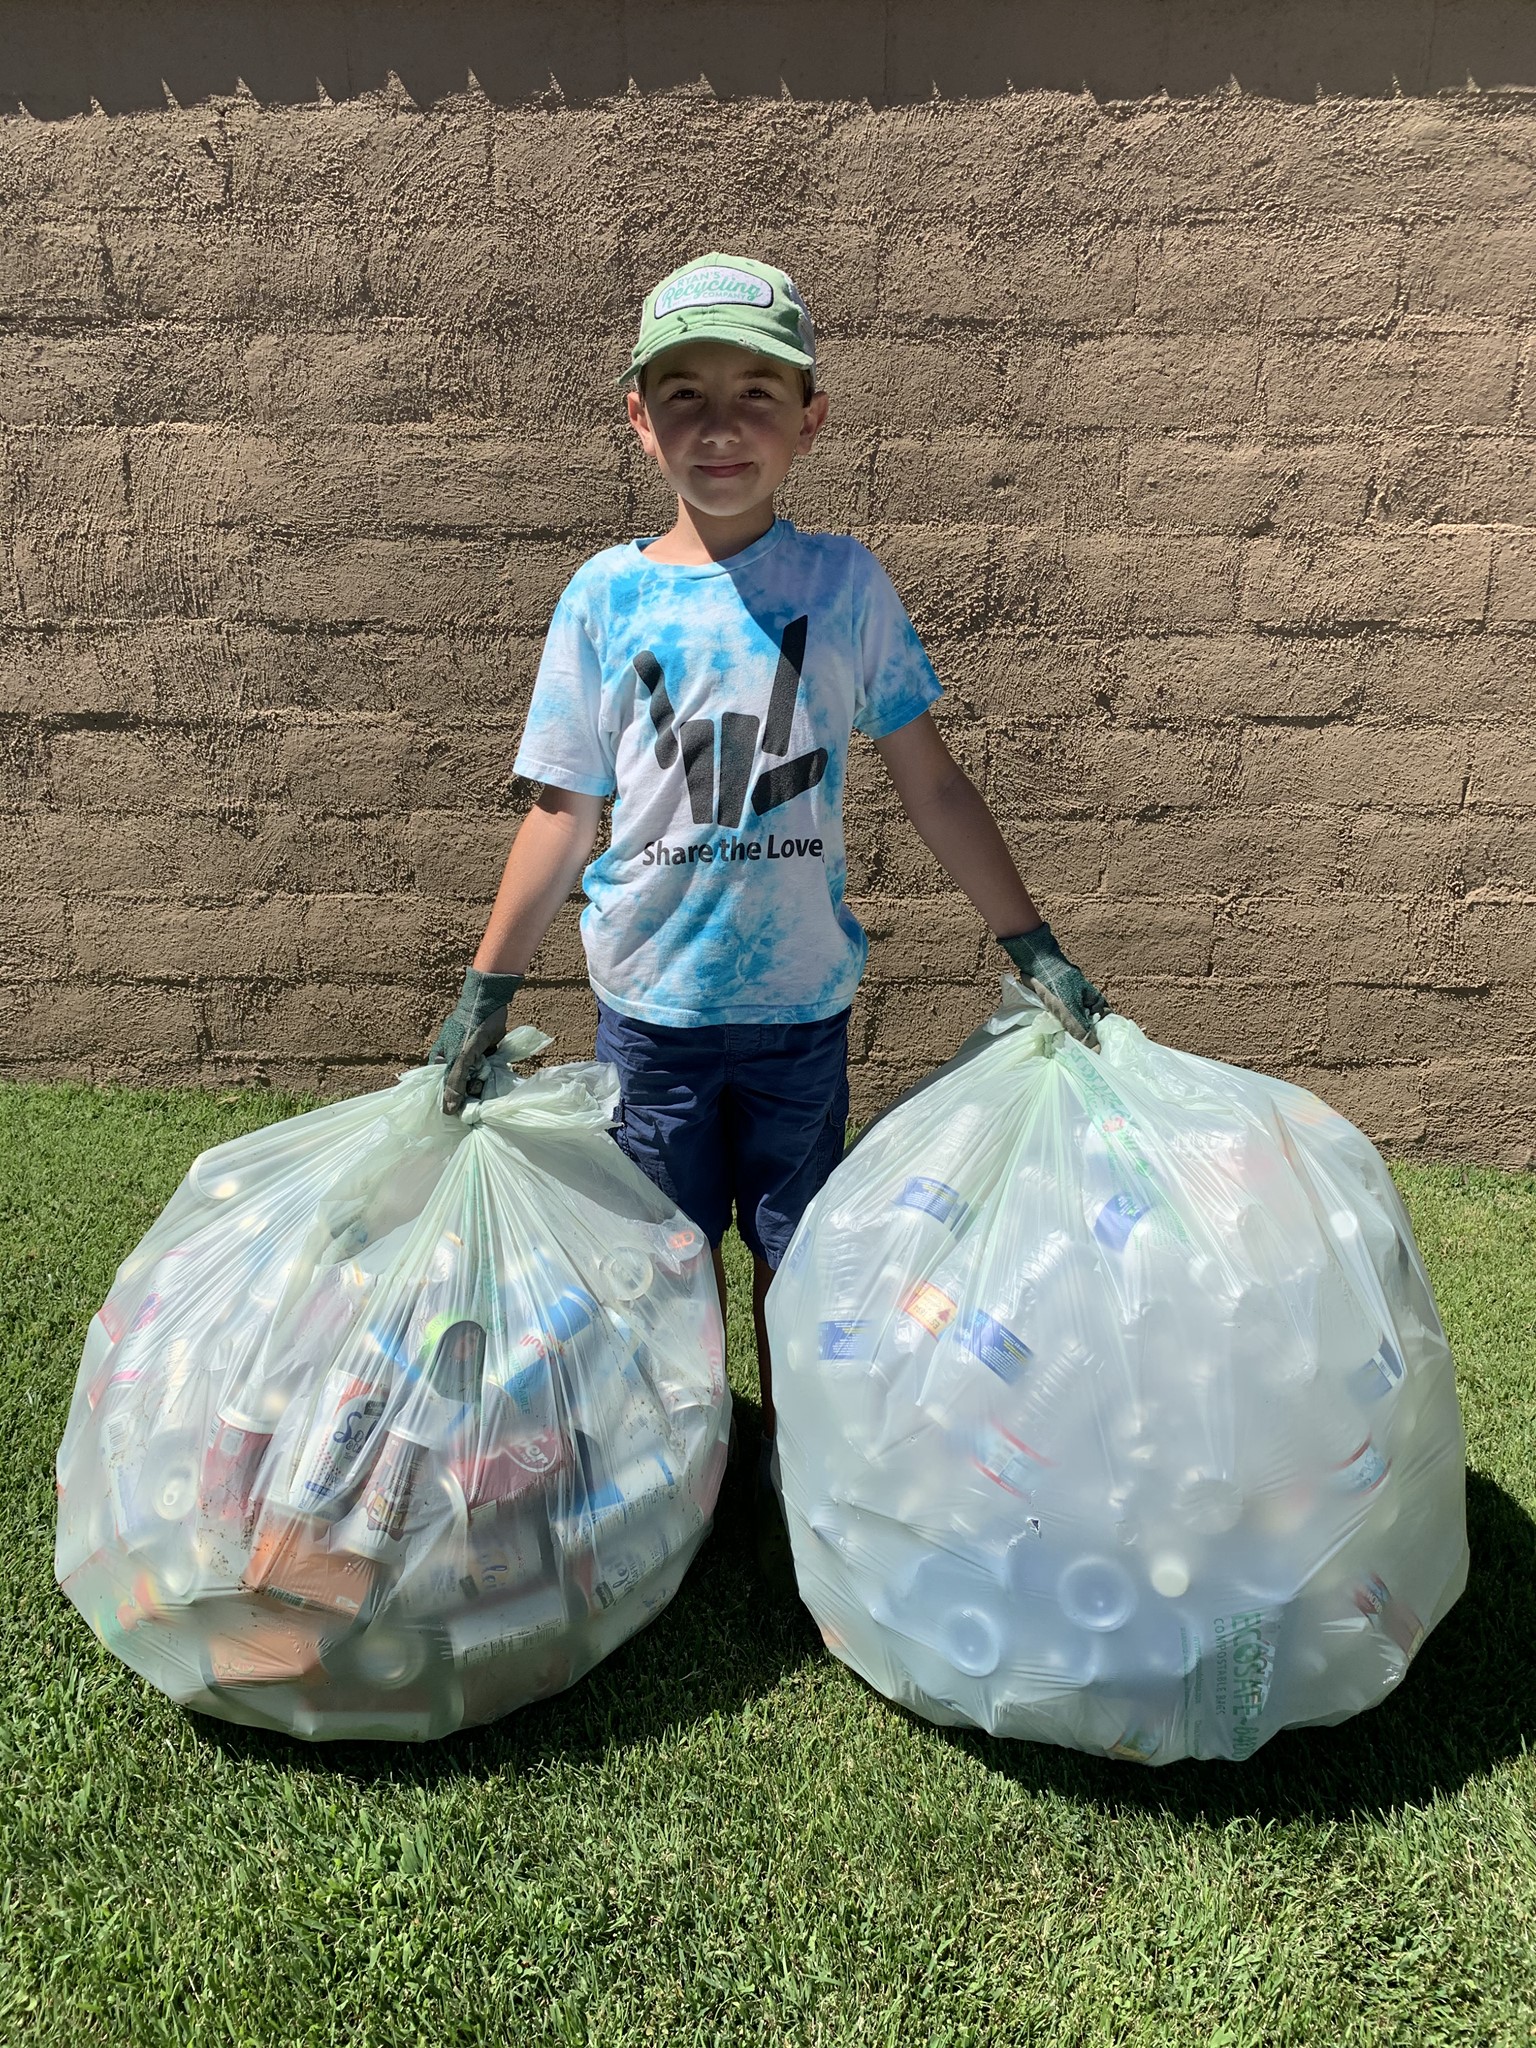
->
<box><xmin>5</xmin><ymin>0</ymin><xmax>1536</xmax><ymax>117</ymax></box>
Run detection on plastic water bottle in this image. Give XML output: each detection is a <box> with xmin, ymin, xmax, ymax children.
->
<box><xmin>113</xmin><ymin>1533</ymin><xmax>206</xmax><ymax>1629</ymax></box>
<box><xmin>1006</xmin><ymin>1331</ymin><xmax>1099</xmax><ymax>1473</ymax></box>
<box><xmin>826</xmin><ymin>1167</ymin><xmax>973</xmax><ymax>1323</ymax></box>
<box><xmin>968</xmin><ymin>1412</ymin><xmax>1053</xmax><ymax>1498</ymax></box>
<box><xmin>284</xmin><ymin>1550</ymin><xmax>462</xmax><ymax>1734</ymax></box>
<box><xmin>1351</xmin><ymin>1570</ymin><xmax>1424</xmax><ymax>1661</ymax></box>
<box><xmin>876</xmin><ymin>1549</ymin><xmax>1013</xmax><ymax>1679</ymax></box>
<box><xmin>1056</xmin><ymin>1555</ymin><xmax>1139</xmax><ymax>1633</ymax></box>
<box><xmin>805</xmin><ymin>1494</ymin><xmax>936</xmax><ymax>1620</ymax></box>
<box><xmin>809</xmin><ymin>1313</ymin><xmax>900</xmax><ymax>1457</ymax></box>
<box><xmin>1223</xmin><ymin>1277</ymin><xmax>1318</xmax><ymax>1389</ymax></box>
<box><xmin>889</xmin><ymin>1249</ymin><xmax>976</xmax><ymax>1401</ymax></box>
<box><xmin>905</xmin><ymin>1099</ymin><xmax>1012</xmax><ymax>1209</ymax></box>
<box><xmin>597</xmin><ymin>1247</ymin><xmax>654</xmax><ymax>1303</ymax></box>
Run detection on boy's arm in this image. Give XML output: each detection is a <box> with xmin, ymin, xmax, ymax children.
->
<box><xmin>472</xmin><ymin>786</ymin><xmax>605</xmax><ymax>977</ymax></box>
<box><xmin>873</xmin><ymin>713</ymin><xmax>1109</xmax><ymax>1044</ymax></box>
<box><xmin>430</xmin><ymin>786</ymin><xmax>604</xmax><ymax>1109</ymax></box>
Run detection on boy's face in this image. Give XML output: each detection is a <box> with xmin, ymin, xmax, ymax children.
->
<box><xmin>626</xmin><ymin>341</ymin><xmax>829</xmax><ymax>523</ymax></box>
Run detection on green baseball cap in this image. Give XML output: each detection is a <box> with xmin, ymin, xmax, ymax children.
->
<box><xmin>620</xmin><ymin>253</ymin><xmax>817</xmax><ymax>388</ymax></box>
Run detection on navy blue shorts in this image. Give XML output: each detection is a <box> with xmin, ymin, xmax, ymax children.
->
<box><xmin>594</xmin><ymin>1000</ymin><xmax>850</xmax><ymax>1268</ymax></box>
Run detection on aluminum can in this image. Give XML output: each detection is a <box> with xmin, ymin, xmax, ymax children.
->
<box><xmin>456</xmin><ymin>1390</ymin><xmax>567</xmax><ymax>1512</ymax></box>
<box><xmin>444</xmin><ymin>1573</ymin><xmax>570</xmax><ymax>1673</ymax></box>
<box><xmin>345</xmin><ymin>1432</ymin><xmax>427</xmax><ymax>1557</ymax></box>
<box><xmin>242</xmin><ymin>1510</ymin><xmax>379</xmax><ymax>1619</ymax></box>
<box><xmin>123</xmin><ymin>1430</ymin><xmax>201</xmax><ymax>1550</ymax></box>
<box><xmin>282</xmin><ymin>1367</ymin><xmax>390</xmax><ymax>1517</ymax></box>
<box><xmin>203</xmin><ymin>1607</ymin><xmax>330</xmax><ymax>1687</ymax></box>
<box><xmin>200</xmin><ymin>1413</ymin><xmax>274</xmax><ymax>1539</ymax></box>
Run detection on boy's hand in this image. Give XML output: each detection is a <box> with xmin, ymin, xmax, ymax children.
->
<box><xmin>430</xmin><ymin>966</ymin><xmax>525</xmax><ymax>1114</ymax></box>
<box><xmin>998</xmin><ymin>924</ymin><xmax>1110</xmax><ymax>1049</ymax></box>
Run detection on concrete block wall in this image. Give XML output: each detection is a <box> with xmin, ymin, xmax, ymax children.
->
<box><xmin>1</xmin><ymin>82</ymin><xmax>1533</xmax><ymax>1162</ymax></box>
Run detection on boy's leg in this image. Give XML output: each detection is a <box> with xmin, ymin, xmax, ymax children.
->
<box><xmin>721</xmin><ymin>1008</ymin><xmax>852</xmax><ymax>1438</ymax></box>
<box><xmin>710</xmin><ymin>1011</ymin><xmax>848</xmax><ymax>1592</ymax></box>
<box><xmin>594</xmin><ymin>995</ymin><xmax>733</xmax><ymax>1267</ymax></box>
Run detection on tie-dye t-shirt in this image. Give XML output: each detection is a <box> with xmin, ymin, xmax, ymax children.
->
<box><xmin>512</xmin><ymin>519</ymin><xmax>942</xmax><ymax>1027</ymax></box>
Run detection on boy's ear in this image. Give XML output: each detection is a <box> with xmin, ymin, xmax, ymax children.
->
<box><xmin>626</xmin><ymin>385</ymin><xmax>655</xmax><ymax>448</ymax></box>
<box><xmin>800</xmin><ymin>388</ymin><xmax>830</xmax><ymax>449</ymax></box>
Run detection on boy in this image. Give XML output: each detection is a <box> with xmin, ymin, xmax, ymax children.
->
<box><xmin>429</xmin><ymin>253</ymin><xmax>1108</xmax><ymax>1515</ymax></box>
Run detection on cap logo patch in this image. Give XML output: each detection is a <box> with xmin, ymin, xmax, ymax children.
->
<box><xmin>655</xmin><ymin>265</ymin><xmax>774</xmax><ymax>317</ymax></box>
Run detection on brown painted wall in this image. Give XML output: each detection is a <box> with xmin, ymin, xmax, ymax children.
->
<box><xmin>1</xmin><ymin>45</ymin><xmax>1534</xmax><ymax>1162</ymax></box>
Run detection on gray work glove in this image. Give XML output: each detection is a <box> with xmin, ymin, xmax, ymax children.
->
<box><xmin>999</xmin><ymin>923</ymin><xmax>1110</xmax><ymax>1049</ymax></box>
<box><xmin>429</xmin><ymin>966</ymin><xmax>525</xmax><ymax>1116</ymax></box>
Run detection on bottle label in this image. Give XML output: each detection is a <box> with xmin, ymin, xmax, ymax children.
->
<box><xmin>1351</xmin><ymin>1339</ymin><xmax>1405</xmax><ymax>1402</ymax></box>
<box><xmin>902</xmin><ymin>1282</ymin><xmax>958</xmax><ymax>1338</ymax></box>
<box><xmin>960</xmin><ymin>1311</ymin><xmax>1032</xmax><ymax>1385</ymax></box>
<box><xmin>1353</xmin><ymin>1574</ymin><xmax>1425</xmax><ymax>1657</ymax></box>
<box><xmin>894</xmin><ymin>1177</ymin><xmax>968</xmax><ymax>1231</ymax></box>
<box><xmin>1092</xmin><ymin>1192</ymin><xmax>1150</xmax><ymax>1252</ymax></box>
<box><xmin>972</xmin><ymin>1418</ymin><xmax>1051</xmax><ymax>1491</ymax></box>
<box><xmin>1329</xmin><ymin>1438</ymin><xmax>1389</xmax><ymax>1494</ymax></box>
<box><xmin>818</xmin><ymin>1319</ymin><xmax>873</xmax><ymax>1362</ymax></box>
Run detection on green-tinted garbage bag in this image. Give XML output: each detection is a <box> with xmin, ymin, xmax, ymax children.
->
<box><xmin>56</xmin><ymin>1030</ymin><xmax>729</xmax><ymax>1741</ymax></box>
<box><xmin>767</xmin><ymin>983</ymin><xmax>1467</xmax><ymax>1764</ymax></box>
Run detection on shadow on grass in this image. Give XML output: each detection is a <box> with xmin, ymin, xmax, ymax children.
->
<box><xmin>184</xmin><ymin>1457</ymin><xmax>1529</xmax><ymax>1813</ymax></box>
<box><xmin>955</xmin><ymin>1470</ymin><xmax>1534</xmax><ymax>1822</ymax></box>
<box><xmin>192</xmin><ymin>1441</ymin><xmax>821</xmax><ymax>1787</ymax></box>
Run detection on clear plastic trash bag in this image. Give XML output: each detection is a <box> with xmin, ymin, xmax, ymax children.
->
<box><xmin>55</xmin><ymin>1029</ymin><xmax>730</xmax><ymax>1742</ymax></box>
<box><xmin>767</xmin><ymin>982</ymin><xmax>1467</xmax><ymax>1764</ymax></box>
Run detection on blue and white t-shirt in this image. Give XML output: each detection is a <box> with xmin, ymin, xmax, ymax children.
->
<box><xmin>513</xmin><ymin>519</ymin><xmax>942</xmax><ymax>1027</ymax></box>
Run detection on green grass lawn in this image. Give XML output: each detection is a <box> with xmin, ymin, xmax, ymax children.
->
<box><xmin>2</xmin><ymin>1080</ymin><xmax>1535</xmax><ymax>2048</ymax></box>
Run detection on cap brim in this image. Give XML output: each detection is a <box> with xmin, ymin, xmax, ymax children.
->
<box><xmin>616</xmin><ymin>319</ymin><xmax>815</xmax><ymax>387</ymax></box>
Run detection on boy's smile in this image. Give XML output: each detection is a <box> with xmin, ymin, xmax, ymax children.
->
<box><xmin>627</xmin><ymin>339</ymin><xmax>829</xmax><ymax>563</ymax></box>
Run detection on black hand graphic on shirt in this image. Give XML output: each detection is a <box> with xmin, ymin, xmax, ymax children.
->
<box><xmin>632</xmin><ymin>650</ymin><xmax>678</xmax><ymax>768</ymax></box>
<box><xmin>629</xmin><ymin>615</ymin><xmax>827</xmax><ymax>828</ymax></box>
